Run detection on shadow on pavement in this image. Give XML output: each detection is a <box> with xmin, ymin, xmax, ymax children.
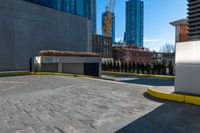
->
<box><xmin>103</xmin><ymin>73</ymin><xmax>175</xmax><ymax>86</ymax></box>
<box><xmin>116</xmin><ymin>94</ymin><xmax>200</xmax><ymax>133</ymax></box>
<box><xmin>118</xmin><ymin>77</ymin><xmax>174</xmax><ymax>86</ymax></box>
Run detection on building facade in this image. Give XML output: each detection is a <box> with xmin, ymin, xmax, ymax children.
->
<box><xmin>125</xmin><ymin>0</ymin><xmax>144</xmax><ymax>47</ymax></box>
<box><xmin>92</xmin><ymin>34</ymin><xmax>112</xmax><ymax>58</ymax></box>
<box><xmin>151</xmin><ymin>52</ymin><xmax>175</xmax><ymax>64</ymax></box>
<box><xmin>24</xmin><ymin>0</ymin><xmax>91</xmax><ymax>19</ymax></box>
<box><xmin>175</xmin><ymin>0</ymin><xmax>200</xmax><ymax>95</ymax></box>
<box><xmin>188</xmin><ymin>0</ymin><xmax>200</xmax><ymax>40</ymax></box>
<box><xmin>170</xmin><ymin>18</ymin><xmax>188</xmax><ymax>43</ymax></box>
<box><xmin>91</xmin><ymin>0</ymin><xmax>96</xmax><ymax>33</ymax></box>
<box><xmin>24</xmin><ymin>0</ymin><xmax>97</xmax><ymax>33</ymax></box>
<box><xmin>0</xmin><ymin>0</ymin><xmax>95</xmax><ymax>71</ymax></box>
<box><xmin>102</xmin><ymin>11</ymin><xmax>115</xmax><ymax>43</ymax></box>
<box><xmin>112</xmin><ymin>46</ymin><xmax>151</xmax><ymax>63</ymax></box>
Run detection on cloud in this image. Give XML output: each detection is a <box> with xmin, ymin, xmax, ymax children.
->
<box><xmin>144</xmin><ymin>37</ymin><xmax>174</xmax><ymax>51</ymax></box>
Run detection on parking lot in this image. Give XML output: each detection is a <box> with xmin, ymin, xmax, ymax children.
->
<box><xmin>0</xmin><ymin>75</ymin><xmax>200</xmax><ymax>133</ymax></box>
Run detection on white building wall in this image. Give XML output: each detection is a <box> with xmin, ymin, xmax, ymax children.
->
<box><xmin>175</xmin><ymin>41</ymin><xmax>200</xmax><ymax>95</ymax></box>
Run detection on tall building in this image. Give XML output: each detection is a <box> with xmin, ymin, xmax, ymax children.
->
<box><xmin>25</xmin><ymin>0</ymin><xmax>91</xmax><ymax>18</ymax></box>
<box><xmin>102</xmin><ymin>11</ymin><xmax>115</xmax><ymax>43</ymax></box>
<box><xmin>92</xmin><ymin>0</ymin><xmax>97</xmax><ymax>33</ymax></box>
<box><xmin>188</xmin><ymin>0</ymin><xmax>200</xmax><ymax>41</ymax></box>
<box><xmin>25</xmin><ymin>0</ymin><xmax>96</xmax><ymax>33</ymax></box>
<box><xmin>125</xmin><ymin>0</ymin><xmax>144</xmax><ymax>47</ymax></box>
<box><xmin>0</xmin><ymin>0</ymin><xmax>94</xmax><ymax>71</ymax></box>
<box><xmin>175</xmin><ymin>0</ymin><xmax>200</xmax><ymax>95</ymax></box>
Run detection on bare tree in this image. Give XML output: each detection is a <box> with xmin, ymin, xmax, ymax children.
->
<box><xmin>160</xmin><ymin>44</ymin><xmax>175</xmax><ymax>53</ymax></box>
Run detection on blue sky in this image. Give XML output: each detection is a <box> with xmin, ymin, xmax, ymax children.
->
<box><xmin>96</xmin><ymin>0</ymin><xmax>187</xmax><ymax>51</ymax></box>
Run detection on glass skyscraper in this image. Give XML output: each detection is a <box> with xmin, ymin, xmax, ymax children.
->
<box><xmin>24</xmin><ymin>0</ymin><xmax>92</xmax><ymax>19</ymax></box>
<box><xmin>125</xmin><ymin>0</ymin><xmax>144</xmax><ymax>47</ymax></box>
<box><xmin>91</xmin><ymin>0</ymin><xmax>96</xmax><ymax>33</ymax></box>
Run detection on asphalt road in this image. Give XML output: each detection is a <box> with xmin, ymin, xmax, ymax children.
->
<box><xmin>0</xmin><ymin>75</ymin><xmax>199</xmax><ymax>133</ymax></box>
<box><xmin>102</xmin><ymin>73</ymin><xmax>175</xmax><ymax>93</ymax></box>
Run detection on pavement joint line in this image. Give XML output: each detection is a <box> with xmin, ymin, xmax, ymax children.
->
<box><xmin>103</xmin><ymin>71</ymin><xmax>175</xmax><ymax>79</ymax></box>
<box><xmin>147</xmin><ymin>88</ymin><xmax>200</xmax><ymax>106</ymax></box>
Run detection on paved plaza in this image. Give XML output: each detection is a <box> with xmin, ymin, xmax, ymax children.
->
<box><xmin>0</xmin><ymin>75</ymin><xmax>200</xmax><ymax>133</ymax></box>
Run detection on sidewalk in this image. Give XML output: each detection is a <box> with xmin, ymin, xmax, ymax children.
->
<box><xmin>152</xmin><ymin>86</ymin><xmax>175</xmax><ymax>94</ymax></box>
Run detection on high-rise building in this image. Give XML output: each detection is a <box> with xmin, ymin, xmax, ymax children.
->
<box><xmin>175</xmin><ymin>0</ymin><xmax>200</xmax><ymax>95</ymax></box>
<box><xmin>0</xmin><ymin>0</ymin><xmax>95</xmax><ymax>71</ymax></box>
<box><xmin>25</xmin><ymin>0</ymin><xmax>91</xmax><ymax>19</ymax></box>
<box><xmin>91</xmin><ymin>0</ymin><xmax>97</xmax><ymax>33</ymax></box>
<box><xmin>24</xmin><ymin>0</ymin><xmax>96</xmax><ymax>32</ymax></box>
<box><xmin>125</xmin><ymin>0</ymin><xmax>144</xmax><ymax>47</ymax></box>
<box><xmin>188</xmin><ymin>0</ymin><xmax>200</xmax><ymax>41</ymax></box>
<box><xmin>102</xmin><ymin>11</ymin><xmax>115</xmax><ymax>43</ymax></box>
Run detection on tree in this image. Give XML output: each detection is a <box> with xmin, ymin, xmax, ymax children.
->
<box><xmin>124</xmin><ymin>62</ymin><xmax>128</xmax><ymax>72</ymax></box>
<box><xmin>131</xmin><ymin>62</ymin><xmax>136</xmax><ymax>73</ymax></box>
<box><xmin>116</xmin><ymin>61</ymin><xmax>120</xmax><ymax>72</ymax></box>
<box><xmin>160</xmin><ymin>44</ymin><xmax>175</xmax><ymax>53</ymax></box>
<box><xmin>146</xmin><ymin>62</ymin><xmax>151</xmax><ymax>74</ymax></box>
<box><xmin>102</xmin><ymin>62</ymin><xmax>105</xmax><ymax>71</ymax></box>
<box><xmin>136</xmin><ymin>62</ymin><xmax>141</xmax><ymax>73</ymax></box>
<box><xmin>121</xmin><ymin>62</ymin><xmax>124</xmax><ymax>72</ymax></box>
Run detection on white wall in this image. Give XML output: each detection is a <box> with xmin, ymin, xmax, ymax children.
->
<box><xmin>175</xmin><ymin>41</ymin><xmax>200</xmax><ymax>95</ymax></box>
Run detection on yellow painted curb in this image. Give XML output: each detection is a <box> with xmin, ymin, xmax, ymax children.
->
<box><xmin>0</xmin><ymin>72</ymin><xmax>30</xmax><ymax>77</ymax></box>
<box><xmin>147</xmin><ymin>88</ymin><xmax>184</xmax><ymax>102</ymax></box>
<box><xmin>147</xmin><ymin>88</ymin><xmax>200</xmax><ymax>106</ymax></box>
<box><xmin>0</xmin><ymin>71</ymin><xmax>113</xmax><ymax>81</ymax></box>
<box><xmin>103</xmin><ymin>71</ymin><xmax>175</xmax><ymax>79</ymax></box>
<box><xmin>185</xmin><ymin>96</ymin><xmax>200</xmax><ymax>106</ymax></box>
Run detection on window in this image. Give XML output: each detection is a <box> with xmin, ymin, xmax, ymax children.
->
<box><xmin>24</xmin><ymin>0</ymin><xmax>91</xmax><ymax>19</ymax></box>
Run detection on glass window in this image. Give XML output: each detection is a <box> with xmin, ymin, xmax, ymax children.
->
<box><xmin>76</xmin><ymin>0</ymin><xmax>84</xmax><ymax>16</ymax></box>
<box><xmin>23</xmin><ymin>0</ymin><xmax>91</xmax><ymax>19</ymax></box>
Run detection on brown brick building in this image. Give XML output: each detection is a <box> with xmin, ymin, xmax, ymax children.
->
<box><xmin>112</xmin><ymin>45</ymin><xmax>152</xmax><ymax>63</ymax></box>
<box><xmin>170</xmin><ymin>18</ymin><xmax>188</xmax><ymax>43</ymax></box>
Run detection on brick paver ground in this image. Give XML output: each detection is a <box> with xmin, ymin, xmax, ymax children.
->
<box><xmin>0</xmin><ymin>75</ymin><xmax>199</xmax><ymax>133</ymax></box>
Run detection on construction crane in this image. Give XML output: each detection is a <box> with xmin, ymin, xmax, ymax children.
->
<box><xmin>107</xmin><ymin>0</ymin><xmax>116</xmax><ymax>13</ymax></box>
<box><xmin>102</xmin><ymin>0</ymin><xmax>116</xmax><ymax>37</ymax></box>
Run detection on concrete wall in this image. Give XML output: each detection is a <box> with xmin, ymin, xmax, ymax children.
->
<box><xmin>41</xmin><ymin>63</ymin><xmax>58</xmax><ymax>72</ymax></box>
<box><xmin>34</xmin><ymin>56</ymin><xmax>102</xmax><ymax>77</ymax></box>
<box><xmin>0</xmin><ymin>0</ymin><xmax>92</xmax><ymax>71</ymax></box>
<box><xmin>62</xmin><ymin>63</ymin><xmax>84</xmax><ymax>75</ymax></box>
<box><xmin>175</xmin><ymin>41</ymin><xmax>200</xmax><ymax>95</ymax></box>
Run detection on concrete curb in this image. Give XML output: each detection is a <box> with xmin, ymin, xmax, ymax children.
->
<box><xmin>103</xmin><ymin>71</ymin><xmax>175</xmax><ymax>79</ymax></box>
<box><xmin>147</xmin><ymin>88</ymin><xmax>200</xmax><ymax>106</ymax></box>
<box><xmin>0</xmin><ymin>72</ymin><xmax>113</xmax><ymax>81</ymax></box>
